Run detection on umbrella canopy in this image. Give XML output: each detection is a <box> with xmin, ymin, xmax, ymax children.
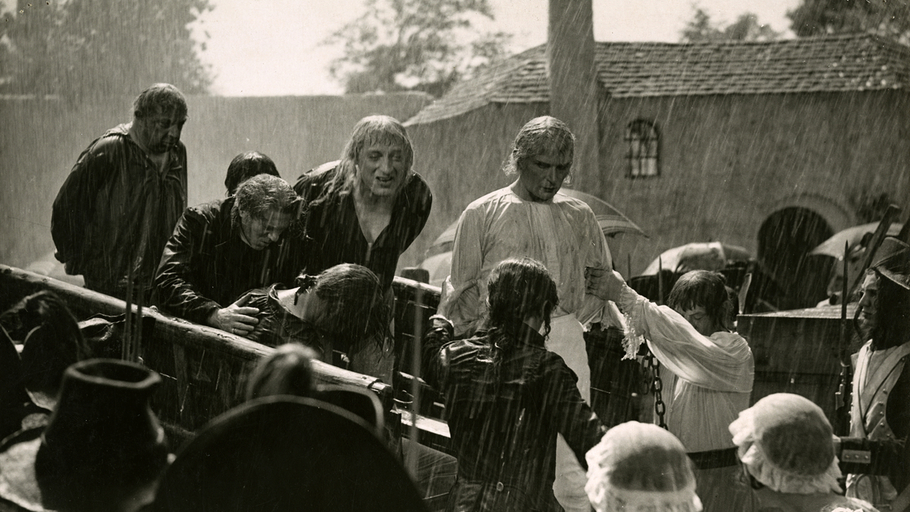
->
<box><xmin>429</xmin><ymin>188</ymin><xmax>647</xmax><ymax>250</ymax></box>
<box><xmin>809</xmin><ymin>222</ymin><xmax>903</xmax><ymax>258</ymax></box>
<box><xmin>640</xmin><ymin>242</ymin><xmax>752</xmax><ymax>276</ymax></box>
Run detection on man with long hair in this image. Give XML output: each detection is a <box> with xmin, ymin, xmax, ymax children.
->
<box><xmin>282</xmin><ymin>115</ymin><xmax>432</xmax><ymax>291</ymax></box>
<box><xmin>439</xmin><ymin>116</ymin><xmax>618</xmax><ymax>510</ymax></box>
<box><xmin>424</xmin><ymin>258</ymin><xmax>606</xmax><ymax>511</ymax></box>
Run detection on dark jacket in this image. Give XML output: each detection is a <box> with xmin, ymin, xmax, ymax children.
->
<box><xmin>52</xmin><ymin>124</ymin><xmax>187</xmax><ymax>299</ymax></box>
<box><xmin>422</xmin><ymin>319</ymin><xmax>606</xmax><ymax>512</ymax></box>
<box><xmin>154</xmin><ymin>198</ymin><xmax>285</xmax><ymax>325</ymax></box>
<box><xmin>282</xmin><ymin>162</ymin><xmax>432</xmax><ymax>289</ymax></box>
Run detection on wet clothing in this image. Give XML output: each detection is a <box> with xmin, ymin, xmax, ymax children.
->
<box><xmin>441</xmin><ymin>187</ymin><xmax>613</xmax><ymax>337</ymax></box>
<box><xmin>846</xmin><ymin>339</ymin><xmax>910</xmax><ymax>509</ymax></box>
<box><xmin>52</xmin><ymin>124</ymin><xmax>187</xmax><ymax>300</ymax></box>
<box><xmin>438</xmin><ymin>186</ymin><xmax>616</xmax><ymax>511</ymax></box>
<box><xmin>154</xmin><ymin>198</ymin><xmax>285</xmax><ymax>326</ymax></box>
<box><xmin>284</xmin><ymin>162</ymin><xmax>432</xmax><ymax>290</ymax></box>
<box><xmin>422</xmin><ymin>318</ymin><xmax>606</xmax><ymax>512</ymax></box>
<box><xmin>616</xmin><ymin>283</ymin><xmax>754</xmax><ymax>512</ymax></box>
<box><xmin>243</xmin><ymin>284</ymin><xmax>395</xmax><ymax>383</ymax></box>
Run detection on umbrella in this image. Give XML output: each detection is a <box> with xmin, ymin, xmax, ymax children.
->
<box><xmin>640</xmin><ymin>242</ymin><xmax>752</xmax><ymax>276</ymax></box>
<box><xmin>429</xmin><ymin>188</ymin><xmax>647</xmax><ymax>250</ymax></box>
<box><xmin>809</xmin><ymin>222</ymin><xmax>903</xmax><ymax>258</ymax></box>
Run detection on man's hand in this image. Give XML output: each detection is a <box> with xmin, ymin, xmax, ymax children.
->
<box><xmin>585</xmin><ymin>268</ymin><xmax>627</xmax><ymax>302</ymax></box>
<box><xmin>206</xmin><ymin>293</ymin><xmax>259</xmax><ymax>336</ymax></box>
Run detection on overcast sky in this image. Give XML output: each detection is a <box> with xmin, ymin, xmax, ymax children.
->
<box><xmin>198</xmin><ymin>0</ymin><xmax>802</xmax><ymax>96</ymax></box>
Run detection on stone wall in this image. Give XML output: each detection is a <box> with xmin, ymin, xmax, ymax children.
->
<box><xmin>0</xmin><ymin>93</ymin><xmax>432</xmax><ymax>269</ymax></box>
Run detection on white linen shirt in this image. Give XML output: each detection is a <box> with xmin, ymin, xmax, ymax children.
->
<box><xmin>440</xmin><ymin>187</ymin><xmax>614</xmax><ymax>336</ymax></box>
<box><xmin>618</xmin><ymin>284</ymin><xmax>754</xmax><ymax>452</ymax></box>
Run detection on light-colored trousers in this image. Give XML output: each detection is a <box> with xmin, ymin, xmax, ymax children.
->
<box><xmin>545</xmin><ymin>314</ymin><xmax>593</xmax><ymax>512</ymax></box>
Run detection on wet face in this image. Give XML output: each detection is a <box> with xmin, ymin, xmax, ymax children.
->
<box><xmin>356</xmin><ymin>141</ymin><xmax>407</xmax><ymax>197</ymax></box>
<box><xmin>135</xmin><ymin>109</ymin><xmax>186</xmax><ymax>155</ymax></box>
<box><xmin>239</xmin><ymin>209</ymin><xmax>292</xmax><ymax>250</ymax></box>
<box><xmin>675</xmin><ymin>305</ymin><xmax>716</xmax><ymax>337</ymax></box>
<box><xmin>857</xmin><ymin>272</ymin><xmax>879</xmax><ymax>332</ymax></box>
<box><xmin>516</xmin><ymin>151</ymin><xmax>571</xmax><ymax>202</ymax></box>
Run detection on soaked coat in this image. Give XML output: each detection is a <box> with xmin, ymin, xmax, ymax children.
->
<box><xmin>154</xmin><ymin>198</ymin><xmax>285</xmax><ymax>325</ymax></box>
<box><xmin>422</xmin><ymin>319</ymin><xmax>605</xmax><ymax>512</ymax></box>
<box><xmin>284</xmin><ymin>162</ymin><xmax>432</xmax><ymax>290</ymax></box>
<box><xmin>51</xmin><ymin>124</ymin><xmax>187</xmax><ymax>298</ymax></box>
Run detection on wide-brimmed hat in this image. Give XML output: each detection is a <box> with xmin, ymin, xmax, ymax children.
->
<box><xmin>585</xmin><ymin>421</ymin><xmax>702</xmax><ymax>512</ymax></box>
<box><xmin>871</xmin><ymin>236</ymin><xmax>910</xmax><ymax>290</ymax></box>
<box><xmin>729</xmin><ymin>393</ymin><xmax>841</xmax><ymax>494</ymax></box>
<box><xmin>153</xmin><ymin>395</ymin><xmax>427</xmax><ymax>512</ymax></box>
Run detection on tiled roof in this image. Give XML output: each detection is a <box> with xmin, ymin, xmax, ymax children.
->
<box><xmin>406</xmin><ymin>34</ymin><xmax>910</xmax><ymax>126</ymax></box>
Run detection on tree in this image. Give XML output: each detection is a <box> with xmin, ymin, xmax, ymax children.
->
<box><xmin>324</xmin><ymin>0</ymin><xmax>511</xmax><ymax>96</ymax></box>
<box><xmin>0</xmin><ymin>0</ymin><xmax>213</xmax><ymax>100</ymax></box>
<box><xmin>787</xmin><ymin>0</ymin><xmax>910</xmax><ymax>44</ymax></box>
<box><xmin>681</xmin><ymin>7</ymin><xmax>781</xmax><ymax>43</ymax></box>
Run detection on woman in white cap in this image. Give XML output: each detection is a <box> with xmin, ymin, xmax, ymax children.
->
<box><xmin>729</xmin><ymin>392</ymin><xmax>878</xmax><ymax>512</ymax></box>
<box><xmin>585</xmin><ymin>421</ymin><xmax>703</xmax><ymax>512</ymax></box>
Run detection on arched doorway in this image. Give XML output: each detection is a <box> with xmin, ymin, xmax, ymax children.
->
<box><xmin>757</xmin><ymin>207</ymin><xmax>834</xmax><ymax>309</ymax></box>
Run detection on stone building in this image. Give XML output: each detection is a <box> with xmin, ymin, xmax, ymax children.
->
<box><xmin>404</xmin><ymin>33</ymin><xmax>910</xmax><ymax>308</ymax></box>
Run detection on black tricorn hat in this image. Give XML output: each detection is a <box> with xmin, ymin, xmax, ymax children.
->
<box><xmin>871</xmin><ymin>237</ymin><xmax>910</xmax><ymax>290</ymax></box>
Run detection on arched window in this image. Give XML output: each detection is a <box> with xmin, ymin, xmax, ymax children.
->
<box><xmin>625</xmin><ymin>119</ymin><xmax>659</xmax><ymax>178</ymax></box>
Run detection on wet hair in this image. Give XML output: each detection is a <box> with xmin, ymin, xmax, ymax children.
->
<box><xmin>132</xmin><ymin>83</ymin><xmax>187</xmax><ymax>120</ymax></box>
<box><xmin>0</xmin><ymin>291</ymin><xmax>86</xmax><ymax>393</ymax></box>
<box><xmin>666</xmin><ymin>270</ymin><xmax>732</xmax><ymax>333</ymax></box>
<box><xmin>321</xmin><ymin>115</ymin><xmax>414</xmax><ymax>198</ymax></box>
<box><xmin>296</xmin><ymin>264</ymin><xmax>391</xmax><ymax>352</ymax></box>
<box><xmin>871</xmin><ymin>270</ymin><xmax>910</xmax><ymax>349</ymax></box>
<box><xmin>503</xmin><ymin>116</ymin><xmax>575</xmax><ymax>178</ymax></box>
<box><xmin>245</xmin><ymin>343</ymin><xmax>319</xmax><ymax>401</ymax></box>
<box><xmin>230</xmin><ymin>174</ymin><xmax>298</xmax><ymax>227</ymax></box>
<box><xmin>486</xmin><ymin>258</ymin><xmax>559</xmax><ymax>344</ymax></box>
<box><xmin>225</xmin><ymin>151</ymin><xmax>281</xmax><ymax>196</ymax></box>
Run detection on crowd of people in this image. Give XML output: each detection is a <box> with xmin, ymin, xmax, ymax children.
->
<box><xmin>0</xmin><ymin>82</ymin><xmax>907</xmax><ymax>511</ymax></box>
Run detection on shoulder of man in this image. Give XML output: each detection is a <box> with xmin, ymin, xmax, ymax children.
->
<box><xmin>184</xmin><ymin>198</ymin><xmax>228</xmax><ymax>223</ymax></box>
<box><xmin>295</xmin><ymin>160</ymin><xmax>338</xmax><ymax>194</ymax></box>
<box><xmin>463</xmin><ymin>186</ymin><xmax>512</xmax><ymax>212</ymax></box>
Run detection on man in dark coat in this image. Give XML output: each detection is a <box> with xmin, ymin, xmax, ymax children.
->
<box><xmin>52</xmin><ymin>83</ymin><xmax>188</xmax><ymax>301</ymax></box>
<box><xmin>155</xmin><ymin>174</ymin><xmax>297</xmax><ymax>336</ymax></box>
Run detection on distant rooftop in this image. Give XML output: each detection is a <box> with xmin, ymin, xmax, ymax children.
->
<box><xmin>406</xmin><ymin>33</ymin><xmax>910</xmax><ymax>126</ymax></box>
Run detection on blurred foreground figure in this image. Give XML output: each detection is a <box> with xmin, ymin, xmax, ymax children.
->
<box><xmin>424</xmin><ymin>258</ymin><xmax>606</xmax><ymax>511</ymax></box>
<box><xmin>245</xmin><ymin>343</ymin><xmax>319</xmax><ymax>401</ymax></box>
<box><xmin>152</xmin><ymin>396</ymin><xmax>427</xmax><ymax>512</ymax></box>
<box><xmin>585</xmin><ymin>421</ymin><xmax>702</xmax><ymax>512</ymax></box>
<box><xmin>223</xmin><ymin>151</ymin><xmax>280</xmax><ymax>196</ymax></box>
<box><xmin>0</xmin><ymin>291</ymin><xmax>87</xmax><ymax>432</ymax></box>
<box><xmin>244</xmin><ymin>264</ymin><xmax>395</xmax><ymax>382</ymax></box>
<box><xmin>52</xmin><ymin>83</ymin><xmax>188</xmax><ymax>301</ymax></box>
<box><xmin>730</xmin><ymin>393</ymin><xmax>878</xmax><ymax>512</ymax></box>
<box><xmin>284</xmin><ymin>115</ymin><xmax>432</xmax><ymax>290</ymax></box>
<box><xmin>155</xmin><ymin>174</ymin><xmax>297</xmax><ymax>335</ymax></box>
<box><xmin>0</xmin><ymin>359</ymin><xmax>169</xmax><ymax>512</ymax></box>
<box><xmin>846</xmin><ymin>237</ymin><xmax>910</xmax><ymax>511</ymax></box>
<box><xmin>439</xmin><ymin>116</ymin><xmax>620</xmax><ymax>511</ymax></box>
<box><xmin>598</xmin><ymin>269</ymin><xmax>755</xmax><ymax>512</ymax></box>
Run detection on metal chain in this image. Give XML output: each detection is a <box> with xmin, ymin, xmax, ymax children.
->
<box><xmin>645</xmin><ymin>349</ymin><xmax>668</xmax><ymax>430</ymax></box>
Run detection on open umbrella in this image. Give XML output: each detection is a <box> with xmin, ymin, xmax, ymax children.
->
<box><xmin>640</xmin><ymin>242</ymin><xmax>752</xmax><ymax>276</ymax></box>
<box><xmin>429</xmin><ymin>188</ymin><xmax>647</xmax><ymax>251</ymax></box>
<box><xmin>809</xmin><ymin>222</ymin><xmax>903</xmax><ymax>258</ymax></box>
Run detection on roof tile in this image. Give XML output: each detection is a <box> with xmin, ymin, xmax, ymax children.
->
<box><xmin>406</xmin><ymin>34</ymin><xmax>910</xmax><ymax>126</ymax></box>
